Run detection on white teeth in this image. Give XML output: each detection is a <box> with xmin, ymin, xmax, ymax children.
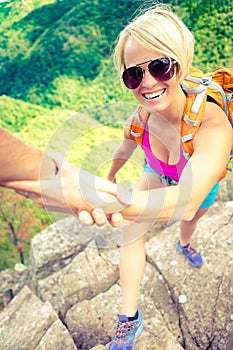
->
<box><xmin>144</xmin><ymin>89</ymin><xmax>165</xmax><ymax>99</ymax></box>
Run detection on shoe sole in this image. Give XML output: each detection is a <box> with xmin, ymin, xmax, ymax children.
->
<box><xmin>135</xmin><ymin>319</ymin><xmax>144</xmax><ymax>338</ymax></box>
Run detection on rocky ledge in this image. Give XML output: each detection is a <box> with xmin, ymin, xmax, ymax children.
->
<box><xmin>0</xmin><ymin>181</ymin><xmax>233</xmax><ymax>350</ymax></box>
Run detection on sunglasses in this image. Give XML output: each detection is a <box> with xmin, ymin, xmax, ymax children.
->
<box><xmin>122</xmin><ymin>57</ymin><xmax>177</xmax><ymax>89</ymax></box>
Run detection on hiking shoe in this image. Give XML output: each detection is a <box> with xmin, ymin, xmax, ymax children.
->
<box><xmin>176</xmin><ymin>240</ymin><xmax>203</xmax><ymax>268</ymax></box>
<box><xmin>109</xmin><ymin>309</ymin><xmax>144</xmax><ymax>350</ymax></box>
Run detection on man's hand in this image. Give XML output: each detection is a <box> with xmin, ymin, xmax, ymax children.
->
<box><xmin>1</xmin><ymin>153</ymin><xmax>129</xmax><ymax>227</ymax></box>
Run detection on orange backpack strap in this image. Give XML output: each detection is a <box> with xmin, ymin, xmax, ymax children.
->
<box><xmin>129</xmin><ymin>106</ymin><xmax>150</xmax><ymax>146</ymax></box>
<box><xmin>181</xmin><ymin>90</ymin><xmax>207</xmax><ymax>159</ymax></box>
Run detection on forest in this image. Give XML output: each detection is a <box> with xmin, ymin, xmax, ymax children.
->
<box><xmin>0</xmin><ymin>0</ymin><xmax>232</xmax><ymax>269</ymax></box>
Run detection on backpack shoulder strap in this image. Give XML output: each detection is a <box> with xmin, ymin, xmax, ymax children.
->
<box><xmin>130</xmin><ymin>106</ymin><xmax>150</xmax><ymax>146</ymax></box>
<box><xmin>181</xmin><ymin>86</ymin><xmax>207</xmax><ymax>159</ymax></box>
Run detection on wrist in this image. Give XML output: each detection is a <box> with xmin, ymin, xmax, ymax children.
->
<box><xmin>40</xmin><ymin>154</ymin><xmax>59</xmax><ymax>179</ymax></box>
<box><xmin>52</xmin><ymin>158</ymin><xmax>59</xmax><ymax>175</ymax></box>
<box><xmin>107</xmin><ymin>172</ymin><xmax>116</xmax><ymax>181</ymax></box>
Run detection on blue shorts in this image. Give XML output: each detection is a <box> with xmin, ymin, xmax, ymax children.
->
<box><xmin>199</xmin><ymin>182</ymin><xmax>219</xmax><ymax>209</ymax></box>
<box><xmin>144</xmin><ymin>163</ymin><xmax>219</xmax><ymax>209</ymax></box>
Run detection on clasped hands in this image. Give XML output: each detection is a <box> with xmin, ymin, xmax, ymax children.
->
<box><xmin>1</xmin><ymin>153</ymin><xmax>134</xmax><ymax>227</ymax></box>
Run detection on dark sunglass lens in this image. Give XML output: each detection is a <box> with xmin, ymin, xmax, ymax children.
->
<box><xmin>149</xmin><ymin>58</ymin><xmax>175</xmax><ymax>81</ymax></box>
<box><xmin>122</xmin><ymin>66</ymin><xmax>143</xmax><ymax>89</ymax></box>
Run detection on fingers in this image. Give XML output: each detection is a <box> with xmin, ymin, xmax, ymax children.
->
<box><xmin>108</xmin><ymin>212</ymin><xmax>125</xmax><ymax>227</ymax></box>
<box><xmin>78</xmin><ymin>209</ymin><xmax>125</xmax><ymax>228</ymax></box>
<box><xmin>93</xmin><ymin>176</ymin><xmax>118</xmax><ymax>196</ymax></box>
<box><xmin>0</xmin><ymin>180</ymin><xmax>53</xmax><ymax>206</ymax></box>
<box><xmin>93</xmin><ymin>210</ymin><xmax>124</xmax><ymax>228</ymax></box>
<box><xmin>116</xmin><ymin>184</ymin><xmax>135</xmax><ymax>205</ymax></box>
<box><xmin>78</xmin><ymin>211</ymin><xmax>94</xmax><ymax>226</ymax></box>
<box><xmin>79</xmin><ymin>209</ymin><xmax>107</xmax><ymax>227</ymax></box>
<box><xmin>92</xmin><ymin>208</ymin><xmax>107</xmax><ymax>226</ymax></box>
<box><xmin>15</xmin><ymin>190</ymin><xmax>37</xmax><ymax>199</ymax></box>
<box><xmin>95</xmin><ymin>177</ymin><xmax>135</xmax><ymax>206</ymax></box>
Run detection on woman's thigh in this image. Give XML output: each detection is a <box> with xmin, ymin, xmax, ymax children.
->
<box><xmin>134</xmin><ymin>171</ymin><xmax>166</xmax><ymax>191</ymax></box>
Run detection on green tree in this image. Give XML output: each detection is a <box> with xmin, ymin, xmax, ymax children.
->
<box><xmin>0</xmin><ymin>188</ymin><xmax>51</xmax><ymax>270</ymax></box>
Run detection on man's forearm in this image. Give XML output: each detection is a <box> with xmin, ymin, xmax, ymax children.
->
<box><xmin>0</xmin><ymin>127</ymin><xmax>55</xmax><ymax>182</ymax></box>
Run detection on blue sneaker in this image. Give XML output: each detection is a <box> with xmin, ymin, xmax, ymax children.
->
<box><xmin>176</xmin><ymin>240</ymin><xmax>203</xmax><ymax>268</ymax></box>
<box><xmin>109</xmin><ymin>309</ymin><xmax>144</xmax><ymax>349</ymax></box>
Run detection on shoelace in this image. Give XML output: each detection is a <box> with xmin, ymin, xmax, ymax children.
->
<box><xmin>115</xmin><ymin>320</ymin><xmax>136</xmax><ymax>344</ymax></box>
<box><xmin>184</xmin><ymin>244</ymin><xmax>197</xmax><ymax>257</ymax></box>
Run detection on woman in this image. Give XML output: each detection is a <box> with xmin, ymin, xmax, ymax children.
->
<box><xmin>105</xmin><ymin>5</ymin><xmax>232</xmax><ymax>349</ymax></box>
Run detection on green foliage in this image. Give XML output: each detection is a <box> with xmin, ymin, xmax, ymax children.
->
<box><xmin>0</xmin><ymin>233</ymin><xmax>18</xmax><ymax>270</ymax></box>
<box><xmin>193</xmin><ymin>9</ymin><xmax>233</xmax><ymax>70</ymax></box>
<box><xmin>171</xmin><ymin>0</ymin><xmax>233</xmax><ymax>70</ymax></box>
<box><xmin>0</xmin><ymin>188</ymin><xmax>51</xmax><ymax>270</ymax></box>
<box><xmin>0</xmin><ymin>0</ymin><xmax>232</xmax><ymax>108</ymax></box>
<box><xmin>0</xmin><ymin>0</ymin><xmax>141</xmax><ymax>106</ymax></box>
<box><xmin>0</xmin><ymin>95</ymin><xmax>49</xmax><ymax>132</ymax></box>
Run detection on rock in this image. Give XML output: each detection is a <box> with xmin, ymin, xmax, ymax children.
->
<box><xmin>65</xmin><ymin>282</ymin><xmax>183</xmax><ymax>349</ymax></box>
<box><xmin>145</xmin><ymin>204</ymin><xmax>233</xmax><ymax>349</ymax></box>
<box><xmin>0</xmin><ymin>201</ymin><xmax>233</xmax><ymax>349</ymax></box>
<box><xmin>136</xmin><ymin>316</ymin><xmax>184</xmax><ymax>350</ymax></box>
<box><xmin>0</xmin><ymin>264</ymin><xmax>30</xmax><ymax>307</ymax></box>
<box><xmin>30</xmin><ymin>217</ymin><xmax>90</xmax><ymax>279</ymax></box>
<box><xmin>36</xmin><ymin>242</ymin><xmax>119</xmax><ymax>317</ymax></box>
<box><xmin>65</xmin><ymin>284</ymin><xmax>121</xmax><ymax>348</ymax></box>
<box><xmin>34</xmin><ymin>320</ymin><xmax>76</xmax><ymax>350</ymax></box>
<box><xmin>0</xmin><ymin>285</ymin><xmax>76</xmax><ymax>350</ymax></box>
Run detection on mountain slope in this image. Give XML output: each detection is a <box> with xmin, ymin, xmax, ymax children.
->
<box><xmin>0</xmin><ymin>0</ymin><xmax>232</xmax><ymax>110</ymax></box>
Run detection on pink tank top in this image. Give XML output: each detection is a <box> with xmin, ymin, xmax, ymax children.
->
<box><xmin>142</xmin><ymin>118</ymin><xmax>187</xmax><ymax>181</ymax></box>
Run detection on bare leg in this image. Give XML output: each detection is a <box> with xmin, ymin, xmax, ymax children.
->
<box><xmin>119</xmin><ymin>172</ymin><xmax>164</xmax><ymax>317</ymax></box>
<box><xmin>179</xmin><ymin>207</ymin><xmax>209</xmax><ymax>246</ymax></box>
<box><xmin>120</xmin><ymin>225</ymin><xmax>147</xmax><ymax>316</ymax></box>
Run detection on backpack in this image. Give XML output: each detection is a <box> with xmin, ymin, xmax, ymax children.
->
<box><xmin>130</xmin><ymin>66</ymin><xmax>233</xmax><ymax>177</ymax></box>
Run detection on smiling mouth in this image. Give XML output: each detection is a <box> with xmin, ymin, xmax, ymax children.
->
<box><xmin>143</xmin><ymin>88</ymin><xmax>166</xmax><ymax>100</ymax></box>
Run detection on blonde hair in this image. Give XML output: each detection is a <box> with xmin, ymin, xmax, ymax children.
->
<box><xmin>114</xmin><ymin>5</ymin><xmax>194</xmax><ymax>82</ymax></box>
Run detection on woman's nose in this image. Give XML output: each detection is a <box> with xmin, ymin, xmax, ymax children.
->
<box><xmin>141</xmin><ymin>69</ymin><xmax>159</xmax><ymax>87</ymax></box>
